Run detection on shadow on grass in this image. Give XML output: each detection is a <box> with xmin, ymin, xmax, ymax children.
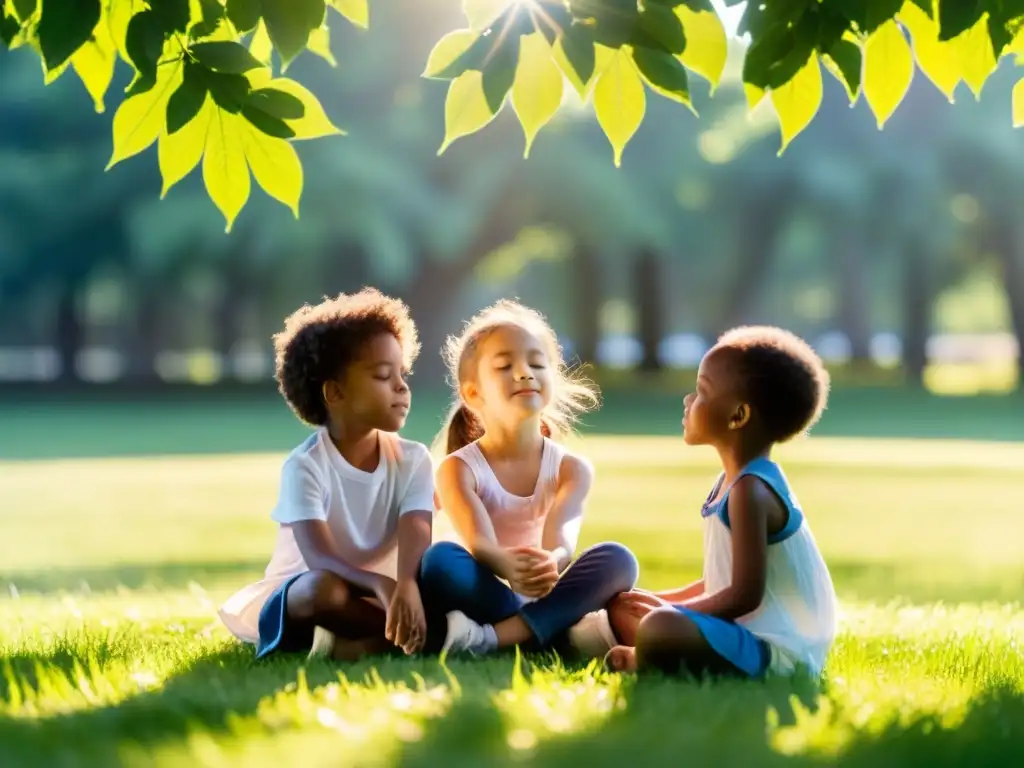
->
<box><xmin>0</xmin><ymin>560</ymin><xmax>268</xmax><ymax>595</ymax></box>
<box><xmin>396</xmin><ymin>665</ymin><xmax>1024</xmax><ymax>768</ymax></box>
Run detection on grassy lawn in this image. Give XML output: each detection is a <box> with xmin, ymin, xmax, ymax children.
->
<box><xmin>1</xmin><ymin>432</ymin><xmax>1023</xmax><ymax>766</ymax></box>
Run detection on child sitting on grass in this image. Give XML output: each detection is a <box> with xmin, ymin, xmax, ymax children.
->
<box><xmin>605</xmin><ymin>326</ymin><xmax>838</xmax><ymax>679</ymax></box>
<box><xmin>418</xmin><ymin>300</ymin><xmax>639</xmax><ymax>657</ymax></box>
<box><xmin>218</xmin><ymin>288</ymin><xmax>434</xmax><ymax>661</ymax></box>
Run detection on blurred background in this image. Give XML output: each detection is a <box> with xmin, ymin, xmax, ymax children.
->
<box><xmin>2</xmin><ymin>1</ymin><xmax>1023</xmax><ymax>461</ymax></box>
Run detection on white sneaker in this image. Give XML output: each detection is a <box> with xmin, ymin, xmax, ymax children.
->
<box><xmin>567</xmin><ymin>610</ymin><xmax>618</xmax><ymax>659</ymax></box>
<box><xmin>307</xmin><ymin>626</ymin><xmax>337</xmax><ymax>660</ymax></box>
<box><xmin>442</xmin><ymin>610</ymin><xmax>491</xmax><ymax>655</ymax></box>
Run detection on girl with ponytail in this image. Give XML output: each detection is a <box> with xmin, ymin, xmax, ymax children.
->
<box><xmin>419</xmin><ymin>300</ymin><xmax>639</xmax><ymax>658</ymax></box>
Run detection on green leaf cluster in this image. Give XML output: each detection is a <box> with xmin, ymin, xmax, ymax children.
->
<box><xmin>3</xmin><ymin>0</ymin><xmax>1024</xmax><ymax>227</ymax></box>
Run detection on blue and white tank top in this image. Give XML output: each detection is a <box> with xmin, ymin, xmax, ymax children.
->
<box><xmin>701</xmin><ymin>457</ymin><xmax>838</xmax><ymax>676</ymax></box>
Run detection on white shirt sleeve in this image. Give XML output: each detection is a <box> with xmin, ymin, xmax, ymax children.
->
<box><xmin>399</xmin><ymin>446</ymin><xmax>435</xmax><ymax>516</ymax></box>
<box><xmin>271</xmin><ymin>455</ymin><xmax>327</xmax><ymax>523</ymax></box>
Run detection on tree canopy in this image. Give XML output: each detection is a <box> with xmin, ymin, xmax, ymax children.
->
<box><xmin>3</xmin><ymin>0</ymin><xmax>1024</xmax><ymax>232</ymax></box>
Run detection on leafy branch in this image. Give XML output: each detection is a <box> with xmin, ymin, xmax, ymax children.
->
<box><xmin>3</xmin><ymin>0</ymin><xmax>1024</xmax><ymax>230</ymax></box>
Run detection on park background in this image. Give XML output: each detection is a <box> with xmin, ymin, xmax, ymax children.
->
<box><xmin>2</xmin><ymin>1</ymin><xmax>1024</xmax><ymax>766</ymax></box>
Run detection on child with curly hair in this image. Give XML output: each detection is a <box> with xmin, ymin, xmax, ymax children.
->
<box><xmin>218</xmin><ymin>288</ymin><xmax>434</xmax><ymax>661</ymax></box>
<box><xmin>605</xmin><ymin>327</ymin><xmax>838</xmax><ymax>679</ymax></box>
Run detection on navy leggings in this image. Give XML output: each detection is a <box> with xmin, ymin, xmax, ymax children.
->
<box><xmin>418</xmin><ymin>541</ymin><xmax>639</xmax><ymax>651</ymax></box>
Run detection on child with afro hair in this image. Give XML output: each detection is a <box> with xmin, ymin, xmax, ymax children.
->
<box><xmin>604</xmin><ymin>326</ymin><xmax>838</xmax><ymax>680</ymax></box>
<box><xmin>219</xmin><ymin>288</ymin><xmax>435</xmax><ymax>661</ymax></box>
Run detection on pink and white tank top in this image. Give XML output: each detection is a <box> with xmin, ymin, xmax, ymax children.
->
<box><xmin>448</xmin><ymin>438</ymin><xmax>566</xmax><ymax>549</ymax></box>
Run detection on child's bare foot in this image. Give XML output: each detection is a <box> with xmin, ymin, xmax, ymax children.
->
<box><xmin>604</xmin><ymin>645</ymin><xmax>637</xmax><ymax>672</ymax></box>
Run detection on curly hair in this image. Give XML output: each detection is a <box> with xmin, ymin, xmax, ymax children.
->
<box><xmin>714</xmin><ymin>326</ymin><xmax>830</xmax><ymax>444</ymax></box>
<box><xmin>433</xmin><ymin>299</ymin><xmax>600</xmax><ymax>455</ymax></box>
<box><xmin>272</xmin><ymin>288</ymin><xmax>420</xmax><ymax>426</ymax></box>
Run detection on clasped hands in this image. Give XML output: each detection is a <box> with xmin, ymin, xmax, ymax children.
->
<box><xmin>503</xmin><ymin>545</ymin><xmax>560</xmax><ymax>598</ymax></box>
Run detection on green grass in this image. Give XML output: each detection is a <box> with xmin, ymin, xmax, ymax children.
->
<box><xmin>2</xmin><ymin>435</ymin><xmax>1023</xmax><ymax>766</ymax></box>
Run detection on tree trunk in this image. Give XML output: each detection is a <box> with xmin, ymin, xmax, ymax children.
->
<box><xmin>718</xmin><ymin>185</ymin><xmax>793</xmax><ymax>333</ymax></box>
<box><xmin>988</xmin><ymin>220</ymin><xmax>1024</xmax><ymax>392</ymax></box>
<box><xmin>572</xmin><ymin>246</ymin><xmax>602</xmax><ymax>366</ymax></box>
<box><xmin>902</xmin><ymin>239</ymin><xmax>931</xmax><ymax>388</ymax></box>
<box><xmin>635</xmin><ymin>250</ymin><xmax>666</xmax><ymax>372</ymax></box>
<box><xmin>836</xmin><ymin>230</ymin><xmax>872</xmax><ymax>364</ymax></box>
<box><xmin>404</xmin><ymin>257</ymin><xmax>485</xmax><ymax>385</ymax></box>
<box><xmin>55</xmin><ymin>278</ymin><xmax>83</xmax><ymax>385</ymax></box>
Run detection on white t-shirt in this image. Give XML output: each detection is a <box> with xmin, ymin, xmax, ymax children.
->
<box><xmin>218</xmin><ymin>428</ymin><xmax>435</xmax><ymax>644</ymax></box>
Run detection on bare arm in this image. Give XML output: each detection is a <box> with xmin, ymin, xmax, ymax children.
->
<box><xmin>540</xmin><ymin>454</ymin><xmax>595</xmax><ymax>572</ymax></box>
<box><xmin>656</xmin><ymin>580</ymin><xmax>705</xmax><ymax>602</ymax></box>
<box><xmin>396</xmin><ymin>510</ymin><xmax>432</xmax><ymax>585</ymax></box>
<box><xmin>435</xmin><ymin>456</ymin><xmax>513</xmax><ymax>579</ymax></box>
<box><xmin>290</xmin><ymin>520</ymin><xmax>393</xmax><ymax>602</ymax></box>
<box><xmin>679</xmin><ymin>476</ymin><xmax>773</xmax><ymax>621</ymax></box>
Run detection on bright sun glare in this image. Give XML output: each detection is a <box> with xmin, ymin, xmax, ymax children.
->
<box><xmin>488</xmin><ymin>0</ymin><xmax>744</xmax><ymax>38</ymax></box>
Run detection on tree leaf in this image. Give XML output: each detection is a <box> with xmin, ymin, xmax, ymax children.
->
<box><xmin>592</xmin><ymin>46</ymin><xmax>646</xmax><ymax>167</ymax></box>
<box><xmin>636</xmin><ymin>3</ymin><xmax>686</xmax><ymax>55</ymax></box>
<box><xmin>37</xmin><ymin>0</ymin><xmax>100</xmax><ymax>71</ymax></box>
<box><xmin>242</xmin><ymin>103</ymin><xmax>296</xmax><ymax>138</ymax></box>
<box><xmin>189</xmin><ymin>0</ymin><xmax>228</xmax><ymax>40</ymax></box>
<box><xmin>262</xmin><ymin>0</ymin><xmax>324</xmax><ymax>65</ymax></box>
<box><xmin>241</xmin><ymin>120</ymin><xmax>304</xmax><ymax>217</ymax></box>
<box><xmin>226</xmin><ymin>0</ymin><xmax>260</xmax><ymax>33</ymax></box>
<box><xmin>306</xmin><ymin>23</ymin><xmax>335</xmax><ymax>67</ymax></box>
<box><xmin>554</xmin><ymin>24</ymin><xmax>597</xmax><ymax>98</ymax></box>
<box><xmin>1013</xmin><ymin>76</ymin><xmax>1024</xmax><ymax>128</ymax></box>
<box><xmin>770</xmin><ymin>51</ymin><xmax>822</xmax><ymax>154</ymax></box>
<box><xmin>422</xmin><ymin>29</ymin><xmax>476</xmax><ymax>78</ymax></box>
<box><xmin>125</xmin><ymin>9</ymin><xmax>165</xmax><ymax>93</ymax></box>
<box><xmin>481</xmin><ymin>30</ymin><xmax>519</xmax><ymax>112</ymax></box>
<box><xmin>632</xmin><ymin>45</ymin><xmax>692</xmax><ymax>108</ymax></box>
<box><xmin>1</xmin><ymin>14</ymin><xmax>21</xmax><ymax>48</ymax></box>
<box><xmin>329</xmin><ymin>0</ymin><xmax>368</xmax><ymax>28</ymax></box>
<box><xmin>203</xmin><ymin>110</ymin><xmax>251</xmax><ymax>232</ymax></box>
<box><xmin>863</xmin><ymin>19</ymin><xmax>913</xmax><ymax>128</ymax></box>
<box><xmin>70</xmin><ymin>5</ymin><xmax>116</xmax><ymax>112</ymax></box>
<box><xmin>511</xmin><ymin>33</ymin><xmax>564</xmax><ymax>158</ymax></box>
<box><xmin>107</xmin><ymin>0</ymin><xmax>134</xmax><ymax>62</ymax></box>
<box><xmin>822</xmin><ymin>38</ymin><xmax>862</xmax><ymax>103</ymax></box>
<box><xmin>675</xmin><ymin>4</ymin><xmax>727</xmax><ymax>91</ymax></box>
<box><xmin>247</xmin><ymin>88</ymin><xmax>305</xmax><ymax>119</ymax></box>
<box><xmin>167</xmin><ymin>61</ymin><xmax>208</xmax><ymax>133</ymax></box>
<box><xmin>107</xmin><ymin>56</ymin><xmax>185</xmax><ymax>169</ymax></box>
<box><xmin>249</xmin><ymin>74</ymin><xmax>344</xmax><ymax>139</ymax></box>
<box><xmin>151</xmin><ymin>0</ymin><xmax>190</xmax><ymax>33</ymax></box>
<box><xmin>439</xmin><ymin>71</ymin><xmax>502</xmax><ymax>154</ymax></box>
<box><xmin>937</xmin><ymin>0</ymin><xmax>984</xmax><ymax>42</ymax></box>
<box><xmin>744</xmin><ymin>82</ymin><xmax>766</xmax><ymax>111</ymax></box>
<box><xmin>159</xmin><ymin>92</ymin><xmax>213</xmax><ymax>197</ymax></box>
<box><xmin>462</xmin><ymin>0</ymin><xmax>506</xmax><ymax>31</ymax></box>
<box><xmin>249</xmin><ymin>20</ymin><xmax>272</xmax><ymax>65</ymax></box>
<box><xmin>207</xmin><ymin>70</ymin><xmax>251</xmax><ymax>113</ymax></box>
<box><xmin>12</xmin><ymin>0</ymin><xmax>36</xmax><ymax>22</ymax></box>
<box><xmin>190</xmin><ymin>40</ymin><xmax>266</xmax><ymax>73</ymax></box>
<box><xmin>898</xmin><ymin>2</ymin><xmax>960</xmax><ymax>102</ymax></box>
<box><xmin>953</xmin><ymin>15</ymin><xmax>997</xmax><ymax>98</ymax></box>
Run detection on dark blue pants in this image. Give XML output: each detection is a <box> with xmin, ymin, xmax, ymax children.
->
<box><xmin>418</xmin><ymin>541</ymin><xmax>639</xmax><ymax>651</ymax></box>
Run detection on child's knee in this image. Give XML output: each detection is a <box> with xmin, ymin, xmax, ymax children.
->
<box><xmin>418</xmin><ymin>541</ymin><xmax>473</xmax><ymax>590</ymax></box>
<box><xmin>286</xmin><ymin>571</ymin><xmax>351</xmax><ymax>621</ymax></box>
<box><xmin>585</xmin><ymin>542</ymin><xmax>640</xmax><ymax>592</ymax></box>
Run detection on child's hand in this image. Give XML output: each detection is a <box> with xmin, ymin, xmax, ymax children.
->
<box><xmin>507</xmin><ymin>546</ymin><xmax>559</xmax><ymax>598</ymax></box>
<box><xmin>386</xmin><ymin>579</ymin><xmax>426</xmax><ymax>655</ymax></box>
<box><xmin>612</xmin><ymin>590</ymin><xmax>667</xmax><ymax>617</ymax></box>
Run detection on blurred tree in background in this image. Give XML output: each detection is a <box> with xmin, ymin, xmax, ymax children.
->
<box><xmin>1</xmin><ymin>0</ymin><xmax>1022</xmax><ymax>392</ymax></box>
